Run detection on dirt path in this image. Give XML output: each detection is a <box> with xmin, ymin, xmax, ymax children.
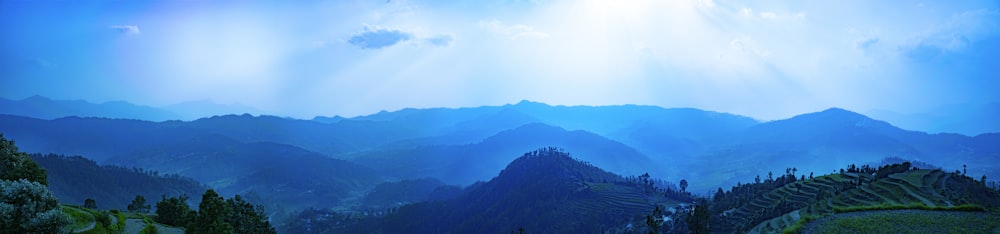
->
<box><xmin>121</xmin><ymin>218</ymin><xmax>185</xmax><ymax>234</ymax></box>
<box><xmin>123</xmin><ymin>219</ymin><xmax>146</xmax><ymax>234</ymax></box>
<box><xmin>65</xmin><ymin>206</ymin><xmax>96</xmax><ymax>233</ymax></box>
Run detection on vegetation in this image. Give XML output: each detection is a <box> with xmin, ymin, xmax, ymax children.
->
<box><xmin>30</xmin><ymin>153</ymin><xmax>207</xmax><ymax>210</ymax></box>
<box><xmin>0</xmin><ymin>133</ymin><xmax>70</xmax><ymax>233</ymax></box>
<box><xmin>185</xmin><ymin>189</ymin><xmax>276</xmax><ymax>234</ymax></box>
<box><xmin>808</xmin><ymin>210</ymin><xmax>1000</xmax><ymax>233</ymax></box>
<box><xmin>128</xmin><ymin>195</ymin><xmax>151</xmax><ymax>213</ymax></box>
<box><xmin>155</xmin><ymin>194</ymin><xmax>195</xmax><ymax>226</ymax></box>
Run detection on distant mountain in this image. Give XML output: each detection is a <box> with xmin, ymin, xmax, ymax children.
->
<box><xmin>162</xmin><ymin>99</ymin><xmax>264</xmax><ymax>120</ymax></box>
<box><xmin>0</xmin><ymin>95</ymin><xmax>272</xmax><ymax>121</ymax></box>
<box><xmin>867</xmin><ymin>102</ymin><xmax>1000</xmax><ymax>136</ymax></box>
<box><xmin>105</xmin><ymin>134</ymin><xmax>384</xmax><ymax>212</ymax></box>
<box><xmin>30</xmin><ymin>153</ymin><xmax>206</xmax><ymax>210</ymax></box>
<box><xmin>358</xmin><ymin>178</ymin><xmax>459</xmax><ymax>210</ymax></box>
<box><xmin>351</xmin><ymin>123</ymin><xmax>662</xmax><ymax>185</ymax></box>
<box><xmin>338</xmin><ymin>148</ymin><xmax>668</xmax><ymax>233</ymax></box>
<box><xmin>683</xmin><ymin>108</ymin><xmax>1000</xmax><ymax>193</ymax></box>
<box><xmin>0</xmin><ymin>95</ymin><xmax>181</xmax><ymax>121</ymax></box>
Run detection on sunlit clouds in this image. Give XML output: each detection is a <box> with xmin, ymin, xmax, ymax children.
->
<box><xmin>1</xmin><ymin>0</ymin><xmax>998</xmax><ymax>119</ymax></box>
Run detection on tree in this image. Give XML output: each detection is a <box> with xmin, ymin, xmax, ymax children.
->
<box><xmin>0</xmin><ymin>134</ymin><xmax>47</xmax><ymax>185</ymax></box>
<box><xmin>679</xmin><ymin>179</ymin><xmax>689</xmax><ymax>193</ymax></box>
<box><xmin>0</xmin><ymin>134</ymin><xmax>69</xmax><ymax>233</ymax></box>
<box><xmin>686</xmin><ymin>200</ymin><xmax>710</xmax><ymax>234</ymax></box>
<box><xmin>156</xmin><ymin>194</ymin><xmax>194</xmax><ymax>227</ymax></box>
<box><xmin>225</xmin><ymin>195</ymin><xmax>276</xmax><ymax>234</ymax></box>
<box><xmin>84</xmin><ymin>198</ymin><xmax>97</xmax><ymax>209</ymax></box>
<box><xmin>646</xmin><ymin>205</ymin><xmax>664</xmax><ymax>234</ymax></box>
<box><xmin>189</xmin><ymin>189</ymin><xmax>233</xmax><ymax>234</ymax></box>
<box><xmin>129</xmin><ymin>195</ymin><xmax>151</xmax><ymax>213</ymax></box>
<box><xmin>0</xmin><ymin>179</ymin><xmax>71</xmax><ymax>233</ymax></box>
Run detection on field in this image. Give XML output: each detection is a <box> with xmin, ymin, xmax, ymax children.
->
<box><xmin>802</xmin><ymin>210</ymin><xmax>1000</xmax><ymax>234</ymax></box>
<box><xmin>733</xmin><ymin>169</ymin><xmax>994</xmax><ymax>233</ymax></box>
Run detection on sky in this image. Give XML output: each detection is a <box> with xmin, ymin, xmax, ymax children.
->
<box><xmin>2</xmin><ymin>0</ymin><xmax>999</xmax><ymax>120</ymax></box>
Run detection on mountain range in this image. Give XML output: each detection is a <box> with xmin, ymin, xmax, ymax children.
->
<box><xmin>0</xmin><ymin>95</ymin><xmax>264</xmax><ymax>121</ymax></box>
<box><xmin>1</xmin><ymin>96</ymin><xmax>998</xmax><ymax>221</ymax></box>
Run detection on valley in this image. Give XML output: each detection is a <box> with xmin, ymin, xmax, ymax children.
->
<box><xmin>2</xmin><ymin>99</ymin><xmax>999</xmax><ymax>233</ymax></box>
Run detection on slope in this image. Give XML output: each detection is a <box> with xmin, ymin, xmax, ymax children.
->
<box><xmin>351</xmin><ymin>123</ymin><xmax>662</xmax><ymax>185</ymax></box>
<box><xmin>341</xmin><ymin>148</ymin><xmax>669</xmax><ymax>233</ymax></box>
<box><xmin>104</xmin><ymin>134</ymin><xmax>384</xmax><ymax>211</ymax></box>
<box><xmin>31</xmin><ymin>154</ymin><xmax>206</xmax><ymax>210</ymax></box>
<box><xmin>687</xmin><ymin>108</ymin><xmax>1000</xmax><ymax>193</ymax></box>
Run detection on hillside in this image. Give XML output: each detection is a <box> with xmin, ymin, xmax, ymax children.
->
<box><xmin>350</xmin><ymin>123</ymin><xmax>661</xmax><ymax>185</ymax></box>
<box><xmin>0</xmin><ymin>95</ymin><xmax>182</xmax><ymax>121</ymax></box>
<box><xmin>304</xmin><ymin>148</ymin><xmax>681</xmax><ymax>233</ymax></box>
<box><xmin>682</xmin><ymin>108</ymin><xmax>1000</xmax><ymax>192</ymax></box>
<box><xmin>105</xmin><ymin>134</ymin><xmax>384</xmax><ymax>212</ymax></box>
<box><xmin>30</xmin><ymin>154</ymin><xmax>206</xmax><ymax>210</ymax></box>
<box><xmin>707</xmin><ymin>163</ymin><xmax>1000</xmax><ymax>233</ymax></box>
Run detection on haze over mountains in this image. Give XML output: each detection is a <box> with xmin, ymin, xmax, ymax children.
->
<box><xmin>1</xmin><ymin>95</ymin><xmax>998</xmax><ymax>215</ymax></box>
<box><xmin>3</xmin><ymin>95</ymin><xmax>998</xmax><ymax>136</ymax></box>
<box><xmin>0</xmin><ymin>95</ymin><xmax>265</xmax><ymax>121</ymax></box>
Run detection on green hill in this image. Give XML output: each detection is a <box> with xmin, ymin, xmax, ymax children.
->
<box><xmin>709</xmin><ymin>163</ymin><xmax>1000</xmax><ymax>233</ymax></box>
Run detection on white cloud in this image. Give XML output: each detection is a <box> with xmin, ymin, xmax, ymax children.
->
<box><xmin>110</xmin><ymin>25</ymin><xmax>140</xmax><ymax>35</ymax></box>
<box><xmin>479</xmin><ymin>19</ymin><xmax>549</xmax><ymax>40</ymax></box>
<box><xmin>741</xmin><ymin>8</ymin><xmax>753</xmax><ymax>17</ymax></box>
<box><xmin>759</xmin><ymin>12</ymin><xmax>777</xmax><ymax>19</ymax></box>
<box><xmin>698</xmin><ymin>0</ymin><xmax>715</xmax><ymax>8</ymax></box>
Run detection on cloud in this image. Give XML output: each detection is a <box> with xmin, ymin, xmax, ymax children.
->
<box><xmin>856</xmin><ymin>37</ymin><xmax>880</xmax><ymax>50</ymax></box>
<box><xmin>480</xmin><ymin>19</ymin><xmax>549</xmax><ymax>40</ymax></box>
<box><xmin>424</xmin><ymin>34</ymin><xmax>454</xmax><ymax>46</ymax></box>
<box><xmin>698</xmin><ymin>0</ymin><xmax>715</xmax><ymax>8</ymax></box>
<box><xmin>348</xmin><ymin>26</ymin><xmax>413</xmax><ymax>49</ymax></box>
<box><xmin>109</xmin><ymin>25</ymin><xmax>140</xmax><ymax>35</ymax></box>
<box><xmin>759</xmin><ymin>12</ymin><xmax>777</xmax><ymax>19</ymax></box>
<box><xmin>903</xmin><ymin>9</ymin><xmax>999</xmax><ymax>59</ymax></box>
<box><xmin>347</xmin><ymin>26</ymin><xmax>453</xmax><ymax>49</ymax></box>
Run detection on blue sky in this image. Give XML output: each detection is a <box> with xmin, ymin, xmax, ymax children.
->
<box><xmin>2</xmin><ymin>0</ymin><xmax>999</xmax><ymax>119</ymax></box>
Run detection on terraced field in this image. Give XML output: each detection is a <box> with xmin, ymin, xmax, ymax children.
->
<box><xmin>736</xmin><ymin>169</ymin><xmax>975</xmax><ymax>233</ymax></box>
<box><xmin>572</xmin><ymin>182</ymin><xmax>654</xmax><ymax>217</ymax></box>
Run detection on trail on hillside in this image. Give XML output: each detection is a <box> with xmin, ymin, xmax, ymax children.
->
<box><xmin>65</xmin><ymin>206</ymin><xmax>96</xmax><ymax>233</ymax></box>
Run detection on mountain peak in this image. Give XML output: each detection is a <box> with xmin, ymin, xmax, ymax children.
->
<box><xmin>22</xmin><ymin>95</ymin><xmax>51</xmax><ymax>102</ymax></box>
<box><xmin>497</xmin><ymin>147</ymin><xmax>620</xmax><ymax>184</ymax></box>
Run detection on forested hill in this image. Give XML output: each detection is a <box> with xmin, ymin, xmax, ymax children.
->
<box><xmin>299</xmin><ymin>148</ymin><xmax>688</xmax><ymax>233</ymax></box>
<box><xmin>29</xmin><ymin>153</ymin><xmax>207</xmax><ymax>210</ymax></box>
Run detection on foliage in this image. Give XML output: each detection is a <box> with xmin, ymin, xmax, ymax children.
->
<box><xmin>0</xmin><ymin>179</ymin><xmax>71</xmax><ymax>233</ymax></box>
<box><xmin>0</xmin><ymin>133</ymin><xmax>47</xmax><ymax>185</ymax></box>
<box><xmin>226</xmin><ymin>195</ymin><xmax>277</xmax><ymax>234</ymax></box>
<box><xmin>0</xmin><ymin>135</ymin><xmax>69</xmax><ymax>233</ymax></box>
<box><xmin>84</xmin><ymin>198</ymin><xmax>97</xmax><ymax>209</ymax></box>
<box><xmin>685</xmin><ymin>200</ymin><xmax>711</xmax><ymax>234</ymax></box>
<box><xmin>189</xmin><ymin>189</ymin><xmax>233</xmax><ymax>234</ymax></box>
<box><xmin>30</xmin><ymin>153</ymin><xmax>206</xmax><ymax>210</ymax></box>
<box><xmin>156</xmin><ymin>194</ymin><xmax>194</xmax><ymax>226</ymax></box>
<box><xmin>128</xmin><ymin>195</ymin><xmax>151</xmax><ymax>213</ymax></box>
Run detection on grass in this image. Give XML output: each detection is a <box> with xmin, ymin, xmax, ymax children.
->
<box><xmin>781</xmin><ymin>214</ymin><xmax>818</xmax><ymax>234</ymax></box>
<box><xmin>62</xmin><ymin>206</ymin><xmax>94</xmax><ymax>231</ymax></box>
<box><xmin>809</xmin><ymin>210</ymin><xmax>1000</xmax><ymax>234</ymax></box>
<box><xmin>833</xmin><ymin>203</ymin><xmax>986</xmax><ymax>213</ymax></box>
